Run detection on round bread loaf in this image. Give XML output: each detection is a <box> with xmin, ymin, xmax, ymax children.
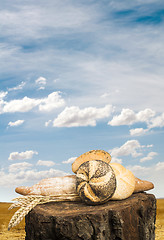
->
<box><xmin>110</xmin><ymin>163</ymin><xmax>135</xmax><ymax>200</ymax></box>
<box><xmin>76</xmin><ymin>160</ymin><xmax>116</xmax><ymax>205</ymax></box>
<box><xmin>72</xmin><ymin>150</ymin><xmax>111</xmax><ymax>174</ymax></box>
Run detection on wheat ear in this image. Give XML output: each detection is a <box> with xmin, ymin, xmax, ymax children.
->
<box><xmin>8</xmin><ymin>196</ymin><xmax>42</xmax><ymax>230</ymax></box>
<box><xmin>8</xmin><ymin>194</ymin><xmax>80</xmax><ymax>230</ymax></box>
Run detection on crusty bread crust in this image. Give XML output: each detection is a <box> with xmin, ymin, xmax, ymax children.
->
<box><xmin>76</xmin><ymin>160</ymin><xmax>116</xmax><ymax>204</ymax></box>
<box><xmin>134</xmin><ymin>177</ymin><xmax>154</xmax><ymax>193</ymax></box>
<box><xmin>110</xmin><ymin>163</ymin><xmax>154</xmax><ymax>199</ymax></box>
<box><xmin>15</xmin><ymin>175</ymin><xmax>77</xmax><ymax>196</ymax></box>
<box><xmin>110</xmin><ymin>163</ymin><xmax>135</xmax><ymax>200</ymax></box>
<box><xmin>72</xmin><ymin>150</ymin><xmax>111</xmax><ymax>173</ymax></box>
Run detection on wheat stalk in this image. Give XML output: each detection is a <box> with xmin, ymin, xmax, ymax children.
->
<box><xmin>8</xmin><ymin>193</ymin><xmax>80</xmax><ymax>230</ymax></box>
<box><xmin>8</xmin><ymin>197</ymin><xmax>42</xmax><ymax>230</ymax></box>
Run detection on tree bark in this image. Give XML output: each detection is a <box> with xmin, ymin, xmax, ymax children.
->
<box><xmin>25</xmin><ymin>192</ymin><xmax>156</xmax><ymax>240</ymax></box>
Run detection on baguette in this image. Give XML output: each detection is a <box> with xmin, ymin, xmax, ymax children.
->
<box><xmin>15</xmin><ymin>175</ymin><xmax>77</xmax><ymax>196</ymax></box>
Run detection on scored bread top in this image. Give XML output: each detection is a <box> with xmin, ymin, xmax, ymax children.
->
<box><xmin>72</xmin><ymin>150</ymin><xmax>111</xmax><ymax>173</ymax></box>
<box><xmin>76</xmin><ymin>160</ymin><xmax>116</xmax><ymax>205</ymax></box>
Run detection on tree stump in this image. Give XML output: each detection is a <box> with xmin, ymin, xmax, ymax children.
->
<box><xmin>25</xmin><ymin>192</ymin><xmax>156</xmax><ymax>240</ymax></box>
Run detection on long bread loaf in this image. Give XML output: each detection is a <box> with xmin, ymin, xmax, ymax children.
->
<box><xmin>15</xmin><ymin>175</ymin><xmax>77</xmax><ymax>196</ymax></box>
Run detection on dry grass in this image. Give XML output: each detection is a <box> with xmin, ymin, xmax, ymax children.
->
<box><xmin>156</xmin><ymin>199</ymin><xmax>164</xmax><ymax>240</ymax></box>
<box><xmin>0</xmin><ymin>199</ymin><xmax>163</xmax><ymax>239</ymax></box>
<box><xmin>0</xmin><ymin>203</ymin><xmax>25</xmax><ymax>240</ymax></box>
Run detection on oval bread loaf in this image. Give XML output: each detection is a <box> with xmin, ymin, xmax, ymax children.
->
<box><xmin>72</xmin><ymin>150</ymin><xmax>111</xmax><ymax>173</ymax></box>
<box><xmin>110</xmin><ymin>163</ymin><xmax>135</xmax><ymax>200</ymax></box>
<box><xmin>76</xmin><ymin>160</ymin><xmax>116</xmax><ymax>205</ymax></box>
<box><xmin>15</xmin><ymin>175</ymin><xmax>77</xmax><ymax>196</ymax></box>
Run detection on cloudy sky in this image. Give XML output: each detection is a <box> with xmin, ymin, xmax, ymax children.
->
<box><xmin>0</xmin><ymin>0</ymin><xmax>164</xmax><ymax>202</ymax></box>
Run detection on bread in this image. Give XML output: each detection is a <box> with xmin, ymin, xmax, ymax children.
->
<box><xmin>109</xmin><ymin>163</ymin><xmax>135</xmax><ymax>200</ymax></box>
<box><xmin>15</xmin><ymin>175</ymin><xmax>77</xmax><ymax>196</ymax></box>
<box><xmin>72</xmin><ymin>150</ymin><xmax>111</xmax><ymax>173</ymax></box>
<box><xmin>134</xmin><ymin>177</ymin><xmax>154</xmax><ymax>193</ymax></box>
<box><xmin>76</xmin><ymin>160</ymin><xmax>116</xmax><ymax>205</ymax></box>
<box><xmin>15</xmin><ymin>150</ymin><xmax>154</xmax><ymax>204</ymax></box>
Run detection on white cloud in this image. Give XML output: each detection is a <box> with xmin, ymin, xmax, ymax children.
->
<box><xmin>0</xmin><ymin>168</ymin><xmax>68</xmax><ymax>187</ymax></box>
<box><xmin>140</xmin><ymin>152</ymin><xmax>158</xmax><ymax>163</ymax></box>
<box><xmin>0</xmin><ymin>101</ymin><xmax>4</xmax><ymax>114</ymax></box>
<box><xmin>109</xmin><ymin>140</ymin><xmax>144</xmax><ymax>158</ymax></box>
<box><xmin>45</xmin><ymin>120</ymin><xmax>52</xmax><ymax>127</ymax></box>
<box><xmin>147</xmin><ymin>144</ymin><xmax>153</xmax><ymax>148</ymax></box>
<box><xmin>8</xmin><ymin>150</ymin><xmax>38</xmax><ymax>161</ymax></box>
<box><xmin>148</xmin><ymin>112</ymin><xmax>164</xmax><ymax>129</ymax></box>
<box><xmin>109</xmin><ymin>108</ymin><xmax>136</xmax><ymax>126</ymax></box>
<box><xmin>3</xmin><ymin>96</ymin><xmax>40</xmax><ymax>113</ymax></box>
<box><xmin>136</xmin><ymin>109</ymin><xmax>155</xmax><ymax>123</ymax></box>
<box><xmin>8</xmin><ymin>81</ymin><xmax>25</xmax><ymax>91</ymax></box>
<box><xmin>21</xmin><ymin>168</ymin><xmax>68</xmax><ymax>182</ymax></box>
<box><xmin>36</xmin><ymin>160</ymin><xmax>55</xmax><ymax>167</ymax></box>
<box><xmin>100</xmin><ymin>89</ymin><xmax>120</xmax><ymax>99</ymax></box>
<box><xmin>0</xmin><ymin>92</ymin><xmax>8</xmax><ymax>114</ymax></box>
<box><xmin>126</xmin><ymin>165</ymin><xmax>151</xmax><ymax>176</ymax></box>
<box><xmin>38</xmin><ymin>86</ymin><xmax>45</xmax><ymax>90</ymax></box>
<box><xmin>108</xmin><ymin>108</ymin><xmax>155</xmax><ymax>126</ymax></box>
<box><xmin>39</xmin><ymin>92</ymin><xmax>65</xmax><ymax>112</ymax></box>
<box><xmin>35</xmin><ymin>76</ymin><xmax>47</xmax><ymax>85</ymax></box>
<box><xmin>155</xmin><ymin>162</ymin><xmax>164</xmax><ymax>171</ymax></box>
<box><xmin>130</xmin><ymin>128</ymin><xmax>148</xmax><ymax>136</ymax></box>
<box><xmin>53</xmin><ymin>105</ymin><xmax>113</xmax><ymax>127</ymax></box>
<box><xmin>35</xmin><ymin>77</ymin><xmax>47</xmax><ymax>90</ymax></box>
<box><xmin>0</xmin><ymin>91</ymin><xmax>65</xmax><ymax>114</ymax></box>
<box><xmin>62</xmin><ymin>157</ymin><xmax>77</xmax><ymax>164</ymax></box>
<box><xmin>9</xmin><ymin>162</ymin><xmax>32</xmax><ymax>173</ymax></box>
<box><xmin>111</xmin><ymin>157</ymin><xmax>122</xmax><ymax>164</ymax></box>
<box><xmin>100</xmin><ymin>92</ymin><xmax>111</xmax><ymax>98</ymax></box>
<box><xmin>0</xmin><ymin>3</ymin><xmax>95</xmax><ymax>41</ymax></box>
<box><xmin>8</xmin><ymin>119</ymin><xmax>24</xmax><ymax>127</ymax></box>
<box><xmin>127</xmin><ymin>161</ymin><xmax>164</xmax><ymax>176</ymax></box>
<box><xmin>0</xmin><ymin>91</ymin><xmax>8</xmax><ymax>99</ymax></box>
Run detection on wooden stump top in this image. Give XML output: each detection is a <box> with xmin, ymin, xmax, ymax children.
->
<box><xmin>34</xmin><ymin>192</ymin><xmax>153</xmax><ymax>216</ymax></box>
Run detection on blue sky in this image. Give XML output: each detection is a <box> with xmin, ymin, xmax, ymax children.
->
<box><xmin>0</xmin><ymin>0</ymin><xmax>164</xmax><ymax>202</ymax></box>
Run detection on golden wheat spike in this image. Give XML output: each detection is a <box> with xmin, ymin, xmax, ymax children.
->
<box><xmin>8</xmin><ymin>194</ymin><xmax>81</xmax><ymax>230</ymax></box>
<box><xmin>8</xmin><ymin>197</ymin><xmax>42</xmax><ymax>230</ymax></box>
<box><xmin>8</xmin><ymin>202</ymin><xmax>24</xmax><ymax>210</ymax></box>
<box><xmin>8</xmin><ymin>196</ymin><xmax>42</xmax><ymax>210</ymax></box>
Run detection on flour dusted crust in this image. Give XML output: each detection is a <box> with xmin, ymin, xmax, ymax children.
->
<box><xmin>110</xmin><ymin>163</ymin><xmax>135</xmax><ymax>200</ymax></box>
<box><xmin>72</xmin><ymin>150</ymin><xmax>111</xmax><ymax>173</ymax></box>
<box><xmin>15</xmin><ymin>175</ymin><xmax>77</xmax><ymax>196</ymax></box>
<box><xmin>76</xmin><ymin>160</ymin><xmax>116</xmax><ymax>205</ymax></box>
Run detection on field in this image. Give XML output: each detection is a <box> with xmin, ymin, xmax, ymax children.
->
<box><xmin>0</xmin><ymin>202</ymin><xmax>25</xmax><ymax>240</ymax></box>
<box><xmin>0</xmin><ymin>199</ymin><xmax>163</xmax><ymax>239</ymax></box>
<box><xmin>156</xmin><ymin>199</ymin><xmax>164</xmax><ymax>239</ymax></box>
